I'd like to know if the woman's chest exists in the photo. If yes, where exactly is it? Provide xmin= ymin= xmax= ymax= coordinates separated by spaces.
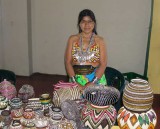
xmin=72 ymin=42 xmax=100 ymax=64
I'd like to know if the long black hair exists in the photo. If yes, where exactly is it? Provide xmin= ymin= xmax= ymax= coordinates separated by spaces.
xmin=77 ymin=9 xmax=97 ymax=34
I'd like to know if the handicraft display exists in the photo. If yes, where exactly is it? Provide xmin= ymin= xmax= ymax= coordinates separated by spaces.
xmin=25 ymin=98 xmax=42 ymax=111
xmin=18 ymin=84 xmax=35 ymax=103
xmin=9 ymin=120 xmax=23 ymax=129
xmin=123 ymin=79 xmax=153 ymax=112
xmin=81 ymin=85 xmax=120 ymax=129
xmin=61 ymin=99 xmax=85 ymax=129
xmin=23 ymin=122 xmax=36 ymax=129
xmin=117 ymin=79 xmax=157 ymax=129
xmin=0 ymin=79 xmax=17 ymax=100
xmin=83 ymin=85 xmax=120 ymax=106
xmin=9 ymin=98 xmax=23 ymax=109
xmin=10 ymin=108 xmax=23 ymax=120
xmin=33 ymin=116 xmax=49 ymax=128
xmin=0 ymin=110 xmax=12 ymax=128
xmin=117 ymin=107 xmax=157 ymax=129
xmin=49 ymin=107 xmax=63 ymax=119
xmin=0 ymin=95 xmax=8 ymax=110
xmin=40 ymin=93 xmax=51 ymax=105
xmin=10 ymin=98 xmax=24 ymax=120
xmin=53 ymin=81 xmax=81 ymax=107
xmin=58 ymin=119 xmax=77 ymax=129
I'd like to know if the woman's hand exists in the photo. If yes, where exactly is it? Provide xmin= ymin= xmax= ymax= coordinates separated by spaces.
xmin=77 ymin=82 xmax=94 ymax=93
xmin=77 ymin=83 xmax=85 ymax=92
xmin=85 ymin=82 xmax=94 ymax=87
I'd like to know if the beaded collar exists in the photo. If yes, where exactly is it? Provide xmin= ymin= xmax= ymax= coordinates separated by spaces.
xmin=73 ymin=33 xmax=96 ymax=65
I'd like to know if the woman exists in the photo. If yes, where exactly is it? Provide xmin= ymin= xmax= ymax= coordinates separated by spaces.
xmin=65 ymin=9 xmax=107 ymax=91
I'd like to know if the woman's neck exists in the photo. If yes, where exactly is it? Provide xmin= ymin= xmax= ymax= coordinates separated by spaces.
xmin=81 ymin=32 xmax=93 ymax=39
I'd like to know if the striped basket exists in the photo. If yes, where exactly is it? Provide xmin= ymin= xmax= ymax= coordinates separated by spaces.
xmin=83 ymin=85 xmax=120 ymax=106
xmin=123 ymin=79 xmax=153 ymax=112
xmin=53 ymin=81 xmax=81 ymax=107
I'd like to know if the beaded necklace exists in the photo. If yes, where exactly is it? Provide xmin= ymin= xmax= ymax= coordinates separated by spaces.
xmin=76 ymin=33 xmax=95 ymax=65
xmin=80 ymin=33 xmax=94 ymax=54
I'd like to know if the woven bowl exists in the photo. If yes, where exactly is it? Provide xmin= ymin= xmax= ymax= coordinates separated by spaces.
xmin=123 ymin=79 xmax=153 ymax=112
xmin=83 ymin=85 xmax=120 ymax=106
xmin=9 ymin=97 xmax=23 ymax=109
xmin=40 ymin=93 xmax=51 ymax=105
xmin=0 ymin=101 xmax=8 ymax=110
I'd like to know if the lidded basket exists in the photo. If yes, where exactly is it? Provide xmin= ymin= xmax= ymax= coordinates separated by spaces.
xmin=0 ymin=79 xmax=17 ymax=100
xmin=83 ymin=85 xmax=120 ymax=106
xmin=18 ymin=84 xmax=35 ymax=103
xmin=81 ymin=85 xmax=119 ymax=129
xmin=123 ymin=79 xmax=153 ymax=112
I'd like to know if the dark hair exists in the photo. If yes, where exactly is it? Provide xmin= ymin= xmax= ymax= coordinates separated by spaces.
xmin=78 ymin=9 xmax=97 ymax=34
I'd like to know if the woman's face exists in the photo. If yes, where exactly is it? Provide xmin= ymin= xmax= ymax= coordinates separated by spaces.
xmin=79 ymin=16 xmax=95 ymax=34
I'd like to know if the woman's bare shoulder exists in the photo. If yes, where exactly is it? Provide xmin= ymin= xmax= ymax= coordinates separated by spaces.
xmin=94 ymin=35 xmax=105 ymax=45
xmin=68 ymin=34 xmax=80 ymax=42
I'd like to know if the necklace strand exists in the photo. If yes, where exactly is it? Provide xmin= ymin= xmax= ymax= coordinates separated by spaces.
xmin=72 ymin=33 xmax=100 ymax=64
xmin=75 ymin=33 xmax=95 ymax=64
xmin=80 ymin=33 xmax=94 ymax=54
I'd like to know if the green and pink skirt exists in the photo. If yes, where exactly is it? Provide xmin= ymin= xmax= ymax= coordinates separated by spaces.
xmin=71 ymin=65 xmax=107 ymax=86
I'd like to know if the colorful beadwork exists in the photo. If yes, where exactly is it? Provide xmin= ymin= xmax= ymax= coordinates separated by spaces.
xmin=81 ymin=103 xmax=117 ymax=129
xmin=83 ymin=85 xmax=120 ymax=106
xmin=123 ymin=79 xmax=153 ymax=112
xmin=0 ymin=79 xmax=17 ymax=100
xmin=117 ymin=107 xmax=157 ymax=129
xmin=53 ymin=81 xmax=81 ymax=107
xmin=72 ymin=33 xmax=100 ymax=64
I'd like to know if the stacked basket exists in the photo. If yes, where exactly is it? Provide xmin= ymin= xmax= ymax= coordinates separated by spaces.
xmin=117 ymin=79 xmax=157 ymax=129
xmin=81 ymin=85 xmax=120 ymax=129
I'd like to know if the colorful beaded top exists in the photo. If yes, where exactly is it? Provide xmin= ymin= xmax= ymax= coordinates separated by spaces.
xmin=72 ymin=33 xmax=100 ymax=65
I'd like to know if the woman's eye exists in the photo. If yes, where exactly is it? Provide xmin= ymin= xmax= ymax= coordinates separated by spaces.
xmin=81 ymin=20 xmax=93 ymax=24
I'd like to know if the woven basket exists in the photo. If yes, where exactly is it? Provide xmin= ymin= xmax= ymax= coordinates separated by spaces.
xmin=53 ymin=81 xmax=81 ymax=107
xmin=123 ymin=78 xmax=153 ymax=112
xmin=83 ymin=85 xmax=120 ymax=106
xmin=0 ymin=79 xmax=17 ymax=100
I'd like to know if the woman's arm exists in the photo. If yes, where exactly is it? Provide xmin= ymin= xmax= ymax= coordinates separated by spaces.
xmin=85 ymin=37 xmax=107 ymax=86
xmin=95 ymin=37 xmax=107 ymax=79
xmin=65 ymin=35 xmax=84 ymax=91
xmin=65 ymin=36 xmax=75 ymax=77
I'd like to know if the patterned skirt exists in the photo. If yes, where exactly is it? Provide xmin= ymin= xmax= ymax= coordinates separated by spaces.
xmin=71 ymin=65 xmax=107 ymax=86
xmin=75 ymin=70 xmax=107 ymax=86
